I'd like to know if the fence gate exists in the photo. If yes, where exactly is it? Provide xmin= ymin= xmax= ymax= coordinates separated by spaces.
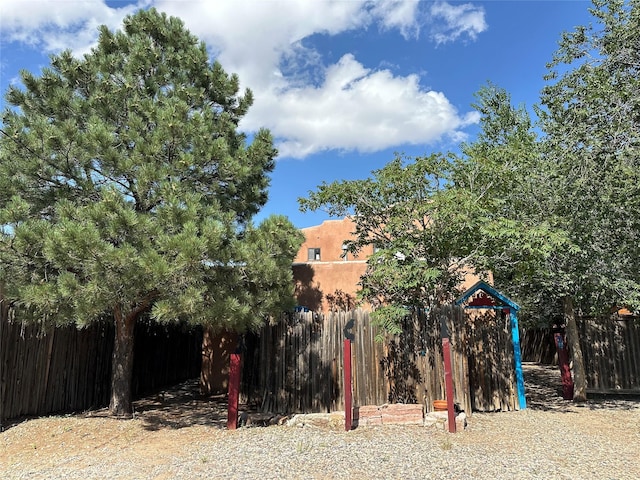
xmin=456 ymin=280 xmax=526 ymax=411
xmin=465 ymin=309 xmax=518 ymax=411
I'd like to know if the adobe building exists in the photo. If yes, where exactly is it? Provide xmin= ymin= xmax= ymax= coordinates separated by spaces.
xmin=293 ymin=217 xmax=489 ymax=312
xmin=293 ymin=217 xmax=369 ymax=312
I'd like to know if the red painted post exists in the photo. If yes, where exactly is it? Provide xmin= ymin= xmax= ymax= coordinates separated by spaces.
xmin=343 ymin=339 xmax=352 ymax=431
xmin=227 ymin=353 xmax=241 ymax=430
xmin=553 ymin=329 xmax=574 ymax=400
xmin=442 ymin=336 xmax=457 ymax=433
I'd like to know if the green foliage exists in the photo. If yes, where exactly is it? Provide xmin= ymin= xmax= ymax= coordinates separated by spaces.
xmin=448 ymin=84 xmax=576 ymax=326
xmin=371 ymin=304 xmax=409 ymax=341
xmin=299 ymin=0 xmax=640 ymax=337
xmin=537 ymin=0 xmax=640 ymax=315
xmin=0 ymin=8 xmax=302 ymax=330
xmin=452 ymin=1 xmax=640 ymax=323
xmin=300 ymin=153 xmax=484 ymax=333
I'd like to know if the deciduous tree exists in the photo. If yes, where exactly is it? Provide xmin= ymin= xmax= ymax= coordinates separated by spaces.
xmin=453 ymin=1 xmax=640 ymax=401
xmin=300 ymin=153 xmax=480 ymax=334
xmin=537 ymin=0 xmax=640 ymax=400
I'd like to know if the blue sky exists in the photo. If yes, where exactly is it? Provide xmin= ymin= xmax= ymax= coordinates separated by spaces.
xmin=0 ymin=1 xmax=594 ymax=228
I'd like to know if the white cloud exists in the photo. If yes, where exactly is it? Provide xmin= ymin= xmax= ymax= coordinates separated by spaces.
xmin=154 ymin=0 xmax=482 ymax=158
xmin=153 ymin=0 xmax=372 ymax=94
xmin=0 ymin=0 xmax=146 ymax=55
xmin=249 ymin=54 xmax=479 ymax=158
xmin=429 ymin=1 xmax=487 ymax=45
xmin=0 ymin=0 xmax=486 ymax=159
xmin=372 ymin=0 xmax=421 ymax=39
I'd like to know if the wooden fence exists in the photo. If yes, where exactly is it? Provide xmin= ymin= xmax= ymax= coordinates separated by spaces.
xmin=464 ymin=309 xmax=518 ymax=411
xmin=513 ymin=317 xmax=640 ymax=394
xmin=241 ymin=306 xmax=521 ymax=415
xmin=0 ymin=307 xmax=202 ymax=424
xmin=520 ymin=328 xmax=557 ymax=364
xmin=579 ymin=316 xmax=640 ymax=392
xmin=4 ymin=301 xmax=636 ymax=426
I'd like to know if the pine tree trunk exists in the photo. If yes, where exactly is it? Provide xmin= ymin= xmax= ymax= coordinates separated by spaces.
xmin=200 ymin=327 xmax=215 ymax=396
xmin=109 ymin=306 xmax=137 ymax=417
xmin=0 ymin=282 xmax=5 ymax=427
xmin=563 ymin=296 xmax=587 ymax=402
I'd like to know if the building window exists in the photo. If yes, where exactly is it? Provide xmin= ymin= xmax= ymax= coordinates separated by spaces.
xmin=308 ymin=248 xmax=321 ymax=261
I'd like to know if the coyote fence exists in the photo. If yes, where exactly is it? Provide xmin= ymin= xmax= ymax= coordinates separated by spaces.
xmin=520 ymin=328 xmax=557 ymax=364
xmin=241 ymin=306 xmax=521 ymax=416
xmin=0 ymin=303 xmax=202 ymax=425
xmin=578 ymin=316 xmax=640 ymax=393
xmin=516 ymin=317 xmax=640 ymax=394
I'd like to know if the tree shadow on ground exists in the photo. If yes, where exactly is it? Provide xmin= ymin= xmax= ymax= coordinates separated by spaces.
xmin=524 ymin=362 xmax=571 ymax=412
xmin=1 ymin=379 xmax=242 ymax=433
xmin=524 ymin=362 xmax=640 ymax=412
xmin=133 ymin=379 xmax=236 ymax=431
xmin=6 ymin=362 xmax=638 ymax=433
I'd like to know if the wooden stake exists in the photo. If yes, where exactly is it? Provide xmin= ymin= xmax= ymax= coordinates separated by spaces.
xmin=343 ymin=339 xmax=352 ymax=431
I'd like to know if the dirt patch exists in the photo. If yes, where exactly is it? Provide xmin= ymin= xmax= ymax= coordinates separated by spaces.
xmin=1 ymin=380 xmax=237 ymax=477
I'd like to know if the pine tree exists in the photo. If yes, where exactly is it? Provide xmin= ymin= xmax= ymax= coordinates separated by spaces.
xmin=0 ymin=9 xmax=302 ymax=416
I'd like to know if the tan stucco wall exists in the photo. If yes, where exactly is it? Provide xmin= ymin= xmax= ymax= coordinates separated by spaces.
xmin=292 ymin=217 xmax=491 ymax=312
xmin=293 ymin=217 xmax=373 ymax=263
xmin=293 ymin=217 xmax=369 ymax=311
xmin=293 ymin=261 xmax=367 ymax=311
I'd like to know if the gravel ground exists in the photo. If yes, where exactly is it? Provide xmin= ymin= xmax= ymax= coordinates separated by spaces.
xmin=2 ymin=363 xmax=639 ymax=480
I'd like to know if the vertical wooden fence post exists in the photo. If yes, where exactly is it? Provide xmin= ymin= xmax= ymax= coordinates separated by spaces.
xmin=227 ymin=353 xmax=241 ymax=430
xmin=343 ymin=338 xmax=352 ymax=431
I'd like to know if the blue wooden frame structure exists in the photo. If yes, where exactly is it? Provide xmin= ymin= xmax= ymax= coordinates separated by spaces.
xmin=455 ymin=281 xmax=527 ymax=410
